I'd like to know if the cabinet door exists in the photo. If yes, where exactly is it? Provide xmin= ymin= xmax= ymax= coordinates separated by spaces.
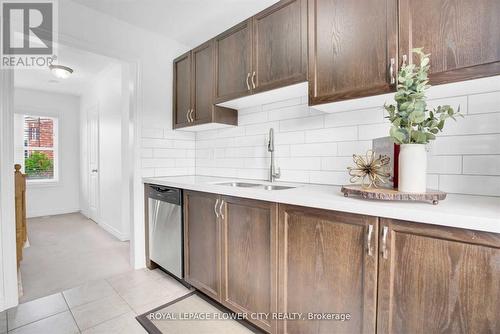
xmin=192 ymin=40 xmax=215 ymax=123
xmin=278 ymin=205 xmax=378 ymax=334
xmin=220 ymin=196 xmax=278 ymax=333
xmin=308 ymin=0 xmax=397 ymax=105
xmin=173 ymin=51 xmax=191 ymax=128
xmin=215 ymin=20 xmax=253 ymax=102
xmin=252 ymin=0 xmax=307 ymax=93
xmin=377 ymin=219 xmax=500 ymax=333
xmin=399 ymin=0 xmax=500 ymax=85
xmin=184 ymin=191 xmax=221 ymax=301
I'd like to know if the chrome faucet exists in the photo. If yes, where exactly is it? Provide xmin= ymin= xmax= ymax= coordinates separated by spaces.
xmin=268 ymin=128 xmax=281 ymax=182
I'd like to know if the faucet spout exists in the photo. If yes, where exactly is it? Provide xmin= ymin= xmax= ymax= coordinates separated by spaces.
xmin=268 ymin=128 xmax=280 ymax=182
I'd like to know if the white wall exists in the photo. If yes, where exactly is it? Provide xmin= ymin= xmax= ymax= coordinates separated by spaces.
xmin=14 ymin=88 xmax=81 ymax=217
xmin=192 ymin=76 xmax=500 ymax=197
xmin=57 ymin=0 xmax=192 ymax=268
xmin=80 ymin=63 xmax=130 ymax=241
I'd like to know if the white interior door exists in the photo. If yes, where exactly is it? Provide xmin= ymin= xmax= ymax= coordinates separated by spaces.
xmin=87 ymin=105 xmax=100 ymax=222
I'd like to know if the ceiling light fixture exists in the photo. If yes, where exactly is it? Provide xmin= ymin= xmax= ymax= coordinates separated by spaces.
xmin=49 ymin=64 xmax=74 ymax=79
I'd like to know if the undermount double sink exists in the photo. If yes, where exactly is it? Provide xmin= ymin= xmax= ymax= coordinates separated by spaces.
xmin=216 ymin=182 xmax=296 ymax=191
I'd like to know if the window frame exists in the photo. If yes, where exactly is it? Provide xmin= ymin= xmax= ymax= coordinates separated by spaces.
xmin=22 ymin=114 xmax=59 ymax=184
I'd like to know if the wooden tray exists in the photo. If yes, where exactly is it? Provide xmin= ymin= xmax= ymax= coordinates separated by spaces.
xmin=341 ymin=185 xmax=447 ymax=205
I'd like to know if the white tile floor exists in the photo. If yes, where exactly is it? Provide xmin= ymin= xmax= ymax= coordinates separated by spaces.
xmin=0 ymin=268 xmax=192 ymax=333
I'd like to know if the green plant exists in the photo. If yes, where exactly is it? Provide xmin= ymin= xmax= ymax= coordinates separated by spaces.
xmin=25 ymin=151 xmax=53 ymax=177
xmin=385 ymin=48 xmax=462 ymax=144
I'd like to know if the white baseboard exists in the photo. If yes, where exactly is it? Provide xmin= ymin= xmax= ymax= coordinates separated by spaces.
xmin=27 ymin=207 xmax=81 ymax=218
xmin=98 ymin=220 xmax=130 ymax=242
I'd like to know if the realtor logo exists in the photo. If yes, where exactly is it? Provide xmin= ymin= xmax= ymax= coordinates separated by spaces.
xmin=1 ymin=0 xmax=57 ymax=68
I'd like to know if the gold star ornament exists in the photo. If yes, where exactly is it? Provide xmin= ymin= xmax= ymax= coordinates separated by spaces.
xmin=347 ymin=150 xmax=391 ymax=188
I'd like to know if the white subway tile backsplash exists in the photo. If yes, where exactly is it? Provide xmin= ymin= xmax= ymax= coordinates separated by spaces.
xmin=238 ymin=105 xmax=263 ymax=116
xmin=441 ymin=113 xmax=500 ymax=136
xmin=141 ymin=138 xmax=174 ymax=148
xmin=290 ymin=143 xmax=338 ymax=157
xmin=173 ymin=140 xmax=196 ymax=149
xmin=427 ymin=96 xmax=468 ymax=114
xmin=278 ymin=169 xmax=310 ymax=183
xmin=427 ymin=156 xmax=462 ymax=174
xmin=358 ymin=123 xmax=391 ymax=140
xmin=305 ymin=126 xmax=358 ymax=143
xmin=164 ymin=129 xmax=195 ymax=140
xmin=439 ymin=175 xmax=500 ymax=196
xmin=245 ymin=121 xmax=280 ymax=135
xmin=321 ymin=157 xmax=354 ymax=171
xmin=337 ymin=141 xmax=372 ymax=156
xmin=238 ymin=111 xmax=269 ymax=125
xmin=469 ymin=91 xmax=500 ymax=114
xmin=153 ymin=148 xmax=187 ymax=158
xmin=432 ymin=134 xmax=500 ymax=155
xmin=277 ymin=157 xmax=321 ymax=170
xmin=324 ymin=108 xmax=384 ymax=128
xmin=142 ymin=158 xmax=175 ymax=168
xmin=463 ymin=156 xmax=500 ymax=175
xmin=217 ymin=126 xmax=246 ymax=138
xmin=141 ymin=148 xmax=153 ymax=158
xmin=155 ymin=167 xmax=195 ymax=177
xmin=142 ymin=128 xmax=163 ymax=139
xmin=280 ymin=115 xmax=324 ymax=132
xmin=268 ymin=104 xmax=310 ymax=121
xmin=274 ymin=132 xmax=305 ymax=145
xmin=135 ymin=76 xmax=500 ymax=196
xmin=427 ymin=174 xmax=439 ymax=189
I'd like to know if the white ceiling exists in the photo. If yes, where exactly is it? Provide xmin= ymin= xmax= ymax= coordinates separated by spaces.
xmin=14 ymin=44 xmax=118 ymax=95
xmin=69 ymin=0 xmax=279 ymax=47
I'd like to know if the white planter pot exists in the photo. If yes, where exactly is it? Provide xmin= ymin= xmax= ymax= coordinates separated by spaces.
xmin=398 ymin=144 xmax=427 ymax=193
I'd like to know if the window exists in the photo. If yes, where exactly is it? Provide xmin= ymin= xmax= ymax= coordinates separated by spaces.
xmin=23 ymin=115 xmax=58 ymax=182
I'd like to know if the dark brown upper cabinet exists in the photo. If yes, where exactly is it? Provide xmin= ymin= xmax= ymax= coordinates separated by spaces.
xmin=173 ymin=51 xmax=191 ymax=127
xmin=252 ymin=0 xmax=308 ymax=93
xmin=214 ymin=20 xmax=253 ymax=103
xmin=214 ymin=0 xmax=308 ymax=104
xmin=377 ymin=218 xmax=500 ymax=333
xmin=399 ymin=0 xmax=500 ymax=85
xmin=173 ymin=40 xmax=237 ymax=130
xmin=308 ymin=0 xmax=398 ymax=105
xmin=191 ymin=41 xmax=215 ymax=123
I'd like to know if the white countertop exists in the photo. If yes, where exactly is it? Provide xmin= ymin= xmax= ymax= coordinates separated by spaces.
xmin=143 ymin=175 xmax=500 ymax=234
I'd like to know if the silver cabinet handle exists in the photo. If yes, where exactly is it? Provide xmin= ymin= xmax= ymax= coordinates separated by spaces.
xmin=218 ymin=200 xmax=224 ymax=220
xmin=246 ymin=72 xmax=251 ymax=91
xmin=382 ymin=226 xmax=389 ymax=259
xmin=251 ymin=71 xmax=256 ymax=89
xmin=401 ymin=54 xmax=407 ymax=68
xmin=186 ymin=109 xmax=190 ymax=123
xmin=389 ymin=58 xmax=395 ymax=85
xmin=367 ymin=224 xmax=374 ymax=256
xmin=214 ymin=198 xmax=219 ymax=218
xmin=189 ymin=109 xmax=194 ymax=122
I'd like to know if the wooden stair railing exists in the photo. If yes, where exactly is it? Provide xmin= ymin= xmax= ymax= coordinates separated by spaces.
xmin=14 ymin=164 xmax=27 ymax=267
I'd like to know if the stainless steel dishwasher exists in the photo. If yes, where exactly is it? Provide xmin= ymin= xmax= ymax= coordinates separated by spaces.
xmin=146 ymin=184 xmax=183 ymax=280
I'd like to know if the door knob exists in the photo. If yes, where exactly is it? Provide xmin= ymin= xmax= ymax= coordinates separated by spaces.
xmin=92 ymin=169 xmax=98 ymax=173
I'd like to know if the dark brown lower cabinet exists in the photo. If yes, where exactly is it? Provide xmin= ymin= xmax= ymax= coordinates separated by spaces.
xmin=183 ymin=191 xmax=221 ymax=301
xmin=278 ymin=204 xmax=378 ymax=334
xmin=183 ymin=193 xmax=500 ymax=334
xmin=221 ymin=196 xmax=278 ymax=333
xmin=377 ymin=218 xmax=500 ymax=334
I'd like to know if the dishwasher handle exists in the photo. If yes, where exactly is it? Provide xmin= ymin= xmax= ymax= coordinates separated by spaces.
xmin=146 ymin=184 xmax=182 ymax=205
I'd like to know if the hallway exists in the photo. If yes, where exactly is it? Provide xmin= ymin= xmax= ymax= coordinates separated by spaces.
xmin=20 ymin=213 xmax=131 ymax=303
